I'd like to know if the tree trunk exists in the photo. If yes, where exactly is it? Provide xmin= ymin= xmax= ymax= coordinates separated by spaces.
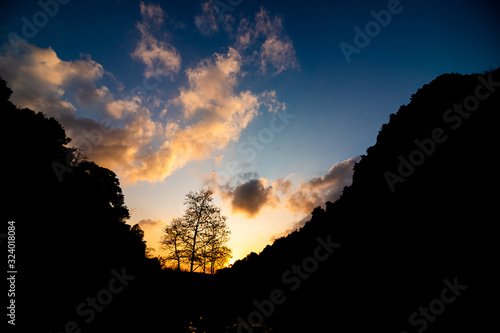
xmin=189 ymin=222 xmax=198 ymax=272
xmin=189 ymin=197 xmax=207 ymax=272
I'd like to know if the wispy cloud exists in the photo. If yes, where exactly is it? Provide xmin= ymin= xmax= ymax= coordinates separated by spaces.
xmin=132 ymin=1 xmax=181 ymax=79
xmin=194 ymin=0 xmax=220 ymax=36
xmin=195 ymin=4 xmax=299 ymax=76
xmin=194 ymin=0 xmax=239 ymax=36
xmin=0 ymin=42 xmax=104 ymax=120
xmin=137 ymin=218 xmax=164 ymax=229
xmin=207 ymin=157 xmax=360 ymax=219
xmin=259 ymin=35 xmax=298 ymax=75
xmin=0 ymin=3 xmax=291 ymax=186
xmin=235 ymin=7 xmax=299 ymax=75
xmin=285 ymin=157 xmax=361 ymax=213
xmin=124 ymin=47 xmax=265 ymax=183
xmin=0 ymin=40 xmax=280 ymax=184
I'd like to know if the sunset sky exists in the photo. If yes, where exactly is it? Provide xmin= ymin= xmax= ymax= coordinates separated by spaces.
xmin=1 ymin=0 xmax=499 ymax=263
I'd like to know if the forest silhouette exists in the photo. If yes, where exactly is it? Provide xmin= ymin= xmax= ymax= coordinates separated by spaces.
xmin=3 ymin=68 xmax=499 ymax=332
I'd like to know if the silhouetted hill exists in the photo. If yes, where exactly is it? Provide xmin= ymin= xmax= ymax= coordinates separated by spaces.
xmin=216 ymin=68 xmax=500 ymax=332
xmin=1 ymin=77 xmax=213 ymax=333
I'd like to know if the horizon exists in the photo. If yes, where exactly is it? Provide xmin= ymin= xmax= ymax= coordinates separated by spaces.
xmin=1 ymin=0 xmax=499 ymax=264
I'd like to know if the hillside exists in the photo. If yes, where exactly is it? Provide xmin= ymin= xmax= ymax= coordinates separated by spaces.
xmin=215 ymin=68 xmax=500 ymax=332
xmin=2 ymin=78 xmax=209 ymax=333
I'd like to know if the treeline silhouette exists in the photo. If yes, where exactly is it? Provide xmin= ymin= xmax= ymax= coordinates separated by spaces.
xmin=3 ymin=67 xmax=499 ymax=332
xmin=210 ymin=68 xmax=500 ymax=332
xmin=2 ymin=78 xmax=212 ymax=332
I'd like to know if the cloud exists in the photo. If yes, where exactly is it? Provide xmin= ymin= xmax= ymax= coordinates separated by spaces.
xmin=123 ymin=47 xmax=266 ymax=183
xmin=0 ymin=42 xmax=104 ymax=120
xmin=259 ymin=35 xmax=298 ymax=75
xmin=265 ymin=157 xmax=361 ymax=241
xmin=138 ymin=2 xmax=164 ymax=25
xmin=0 ymin=42 xmax=152 ymax=179
xmin=286 ymin=157 xmax=361 ymax=214
xmin=1 ymin=3 xmax=289 ymax=186
xmin=207 ymin=157 xmax=359 ymax=219
xmin=0 ymin=38 xmax=281 ymax=185
xmin=132 ymin=2 xmax=181 ymax=79
xmin=137 ymin=218 xmax=164 ymax=229
xmin=205 ymin=172 xmax=281 ymax=217
xmin=195 ymin=0 xmax=237 ymax=36
xmin=270 ymin=214 xmax=310 ymax=242
xmin=230 ymin=178 xmax=279 ymax=217
xmin=234 ymin=7 xmax=299 ymax=75
xmin=272 ymin=177 xmax=292 ymax=195
xmin=194 ymin=0 xmax=220 ymax=36
xmin=194 ymin=5 xmax=299 ymax=75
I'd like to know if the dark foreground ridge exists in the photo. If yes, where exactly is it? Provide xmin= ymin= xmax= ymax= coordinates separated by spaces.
xmin=3 ymin=68 xmax=499 ymax=332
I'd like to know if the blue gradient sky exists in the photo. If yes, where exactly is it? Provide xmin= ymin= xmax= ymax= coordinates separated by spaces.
xmin=1 ymin=0 xmax=499 ymax=262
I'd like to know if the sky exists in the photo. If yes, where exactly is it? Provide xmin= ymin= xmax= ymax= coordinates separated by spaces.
xmin=1 ymin=0 xmax=499 ymax=264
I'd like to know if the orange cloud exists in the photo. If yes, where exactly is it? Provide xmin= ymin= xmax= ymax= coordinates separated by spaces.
xmin=0 ymin=41 xmax=280 ymax=184
xmin=194 ymin=0 xmax=220 ymax=36
xmin=0 ymin=41 xmax=104 ymax=119
xmin=206 ymin=157 xmax=360 ymax=219
xmin=286 ymin=157 xmax=361 ymax=214
xmin=0 ymin=7 xmax=287 ymax=186
xmin=235 ymin=7 xmax=299 ymax=75
xmin=137 ymin=218 xmax=164 ymax=229
xmin=132 ymin=2 xmax=181 ymax=79
xmin=122 ymin=48 xmax=263 ymax=183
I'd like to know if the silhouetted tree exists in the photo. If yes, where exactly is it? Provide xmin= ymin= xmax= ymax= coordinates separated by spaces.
xmin=161 ymin=217 xmax=188 ymax=270
xmin=161 ymin=189 xmax=231 ymax=273
xmin=199 ymin=213 xmax=232 ymax=274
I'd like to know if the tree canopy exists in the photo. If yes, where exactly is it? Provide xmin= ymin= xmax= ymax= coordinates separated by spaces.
xmin=161 ymin=189 xmax=232 ymax=273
